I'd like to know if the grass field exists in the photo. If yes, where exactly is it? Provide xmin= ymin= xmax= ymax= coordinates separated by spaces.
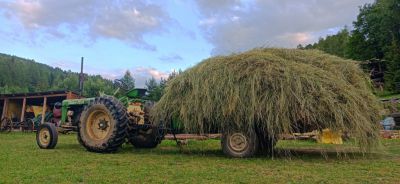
xmin=378 ymin=93 xmax=400 ymax=100
xmin=0 ymin=133 xmax=399 ymax=183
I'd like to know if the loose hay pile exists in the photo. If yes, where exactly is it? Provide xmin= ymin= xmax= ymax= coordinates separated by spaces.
xmin=153 ymin=48 xmax=382 ymax=150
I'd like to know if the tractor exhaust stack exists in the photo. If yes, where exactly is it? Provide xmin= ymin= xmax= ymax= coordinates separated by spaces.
xmin=79 ymin=57 xmax=84 ymax=97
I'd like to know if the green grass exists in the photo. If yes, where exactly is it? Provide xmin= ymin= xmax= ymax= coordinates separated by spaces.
xmin=0 ymin=133 xmax=399 ymax=183
xmin=377 ymin=93 xmax=400 ymax=100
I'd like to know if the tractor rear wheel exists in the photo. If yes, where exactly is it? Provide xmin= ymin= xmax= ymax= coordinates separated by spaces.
xmin=36 ymin=123 xmax=58 ymax=149
xmin=127 ymin=125 xmax=160 ymax=148
xmin=221 ymin=129 xmax=258 ymax=158
xmin=78 ymin=96 xmax=128 ymax=153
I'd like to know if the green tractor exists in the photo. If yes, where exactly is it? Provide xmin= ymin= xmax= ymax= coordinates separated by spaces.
xmin=36 ymin=86 xmax=165 ymax=152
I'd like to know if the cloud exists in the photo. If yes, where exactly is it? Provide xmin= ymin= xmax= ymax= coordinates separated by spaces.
xmin=195 ymin=0 xmax=243 ymax=16
xmin=195 ymin=0 xmax=374 ymax=55
xmin=158 ymin=53 xmax=183 ymax=62
xmin=133 ymin=67 xmax=169 ymax=80
xmin=48 ymin=59 xmax=120 ymax=80
xmin=50 ymin=60 xmax=80 ymax=69
xmin=199 ymin=17 xmax=217 ymax=27
xmin=0 ymin=0 xmax=170 ymax=50
xmin=48 ymin=59 xmax=171 ymax=88
xmin=76 ymin=66 xmax=170 ymax=88
xmin=129 ymin=67 xmax=171 ymax=87
xmin=90 ymin=67 xmax=170 ymax=88
xmin=277 ymin=32 xmax=314 ymax=46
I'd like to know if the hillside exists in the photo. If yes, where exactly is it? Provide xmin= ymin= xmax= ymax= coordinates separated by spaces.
xmin=0 ymin=53 xmax=115 ymax=97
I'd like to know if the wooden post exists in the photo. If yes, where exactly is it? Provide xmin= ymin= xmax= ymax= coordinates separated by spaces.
xmin=41 ymin=97 xmax=47 ymax=124
xmin=66 ymin=92 xmax=72 ymax=100
xmin=20 ymin=98 xmax=26 ymax=131
xmin=1 ymin=98 xmax=8 ymax=119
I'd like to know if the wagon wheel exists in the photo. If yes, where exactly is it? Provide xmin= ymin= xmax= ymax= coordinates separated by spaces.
xmin=221 ymin=129 xmax=259 ymax=158
xmin=6 ymin=120 xmax=12 ymax=132
xmin=0 ymin=117 xmax=12 ymax=133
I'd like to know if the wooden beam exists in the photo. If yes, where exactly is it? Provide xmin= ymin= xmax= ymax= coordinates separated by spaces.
xmin=20 ymin=98 xmax=26 ymax=131
xmin=41 ymin=97 xmax=47 ymax=124
xmin=67 ymin=92 xmax=81 ymax=99
xmin=1 ymin=98 xmax=7 ymax=119
xmin=4 ymin=94 xmax=68 ymax=100
xmin=66 ymin=91 xmax=72 ymax=99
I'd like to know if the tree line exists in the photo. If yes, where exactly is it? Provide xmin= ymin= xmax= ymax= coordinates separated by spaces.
xmin=0 ymin=53 xmax=115 ymax=97
xmin=298 ymin=0 xmax=400 ymax=93
xmin=0 ymin=53 xmax=177 ymax=100
xmin=114 ymin=70 xmax=180 ymax=101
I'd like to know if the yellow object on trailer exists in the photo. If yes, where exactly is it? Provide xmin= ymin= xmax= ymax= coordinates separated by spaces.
xmin=317 ymin=129 xmax=343 ymax=144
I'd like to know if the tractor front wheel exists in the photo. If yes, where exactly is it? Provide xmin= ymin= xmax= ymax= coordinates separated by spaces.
xmin=78 ymin=96 xmax=128 ymax=153
xmin=36 ymin=123 xmax=58 ymax=149
xmin=221 ymin=129 xmax=258 ymax=158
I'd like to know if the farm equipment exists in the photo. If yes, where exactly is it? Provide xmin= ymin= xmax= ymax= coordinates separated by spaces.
xmin=0 ymin=116 xmax=34 ymax=133
xmin=0 ymin=117 xmax=12 ymax=132
xmin=36 ymin=86 xmax=166 ymax=152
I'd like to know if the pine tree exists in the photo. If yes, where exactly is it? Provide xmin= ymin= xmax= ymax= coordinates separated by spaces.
xmin=121 ymin=70 xmax=135 ymax=90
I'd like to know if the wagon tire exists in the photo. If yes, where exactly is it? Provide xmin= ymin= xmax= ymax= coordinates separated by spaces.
xmin=221 ymin=129 xmax=258 ymax=158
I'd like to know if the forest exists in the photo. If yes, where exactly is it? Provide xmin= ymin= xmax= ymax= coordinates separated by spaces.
xmin=298 ymin=0 xmax=400 ymax=94
xmin=0 ymin=53 xmax=116 ymax=97
xmin=0 ymin=53 xmax=173 ymax=101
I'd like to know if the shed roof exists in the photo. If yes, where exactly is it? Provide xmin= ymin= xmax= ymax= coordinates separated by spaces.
xmin=0 ymin=90 xmax=80 ymax=98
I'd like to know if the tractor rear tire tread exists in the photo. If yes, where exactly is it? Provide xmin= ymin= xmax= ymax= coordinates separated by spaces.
xmin=78 ymin=96 xmax=128 ymax=153
xmin=127 ymin=125 xmax=160 ymax=148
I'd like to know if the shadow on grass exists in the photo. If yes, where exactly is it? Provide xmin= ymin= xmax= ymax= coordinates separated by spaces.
xmin=52 ymin=138 xmax=385 ymax=161
xmin=271 ymin=148 xmax=383 ymax=160
xmin=125 ymin=144 xmax=227 ymax=158
xmin=56 ymin=143 xmax=85 ymax=150
xmin=123 ymin=144 xmax=383 ymax=161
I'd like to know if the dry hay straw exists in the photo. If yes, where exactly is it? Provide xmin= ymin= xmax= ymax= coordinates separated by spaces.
xmin=152 ymin=48 xmax=382 ymax=151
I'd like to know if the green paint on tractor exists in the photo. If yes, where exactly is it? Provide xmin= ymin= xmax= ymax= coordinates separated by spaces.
xmin=61 ymin=98 xmax=95 ymax=124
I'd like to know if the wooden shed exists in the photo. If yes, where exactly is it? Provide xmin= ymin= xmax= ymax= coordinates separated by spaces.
xmin=0 ymin=90 xmax=80 ymax=126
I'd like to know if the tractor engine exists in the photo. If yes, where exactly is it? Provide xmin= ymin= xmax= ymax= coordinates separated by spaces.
xmin=127 ymin=102 xmax=145 ymax=124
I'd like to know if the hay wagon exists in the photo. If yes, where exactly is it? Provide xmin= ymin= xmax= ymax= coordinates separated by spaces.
xmin=37 ymin=49 xmax=381 ymax=158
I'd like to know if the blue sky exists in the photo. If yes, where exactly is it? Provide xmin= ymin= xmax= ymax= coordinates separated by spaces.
xmin=0 ymin=0 xmax=373 ymax=87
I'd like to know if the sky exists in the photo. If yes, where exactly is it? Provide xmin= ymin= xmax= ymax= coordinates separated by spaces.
xmin=0 ymin=0 xmax=374 ymax=87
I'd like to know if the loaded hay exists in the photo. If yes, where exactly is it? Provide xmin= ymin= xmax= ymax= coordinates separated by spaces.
xmin=152 ymin=48 xmax=382 ymax=152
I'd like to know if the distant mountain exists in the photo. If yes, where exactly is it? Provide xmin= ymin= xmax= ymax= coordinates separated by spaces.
xmin=0 ymin=53 xmax=115 ymax=97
